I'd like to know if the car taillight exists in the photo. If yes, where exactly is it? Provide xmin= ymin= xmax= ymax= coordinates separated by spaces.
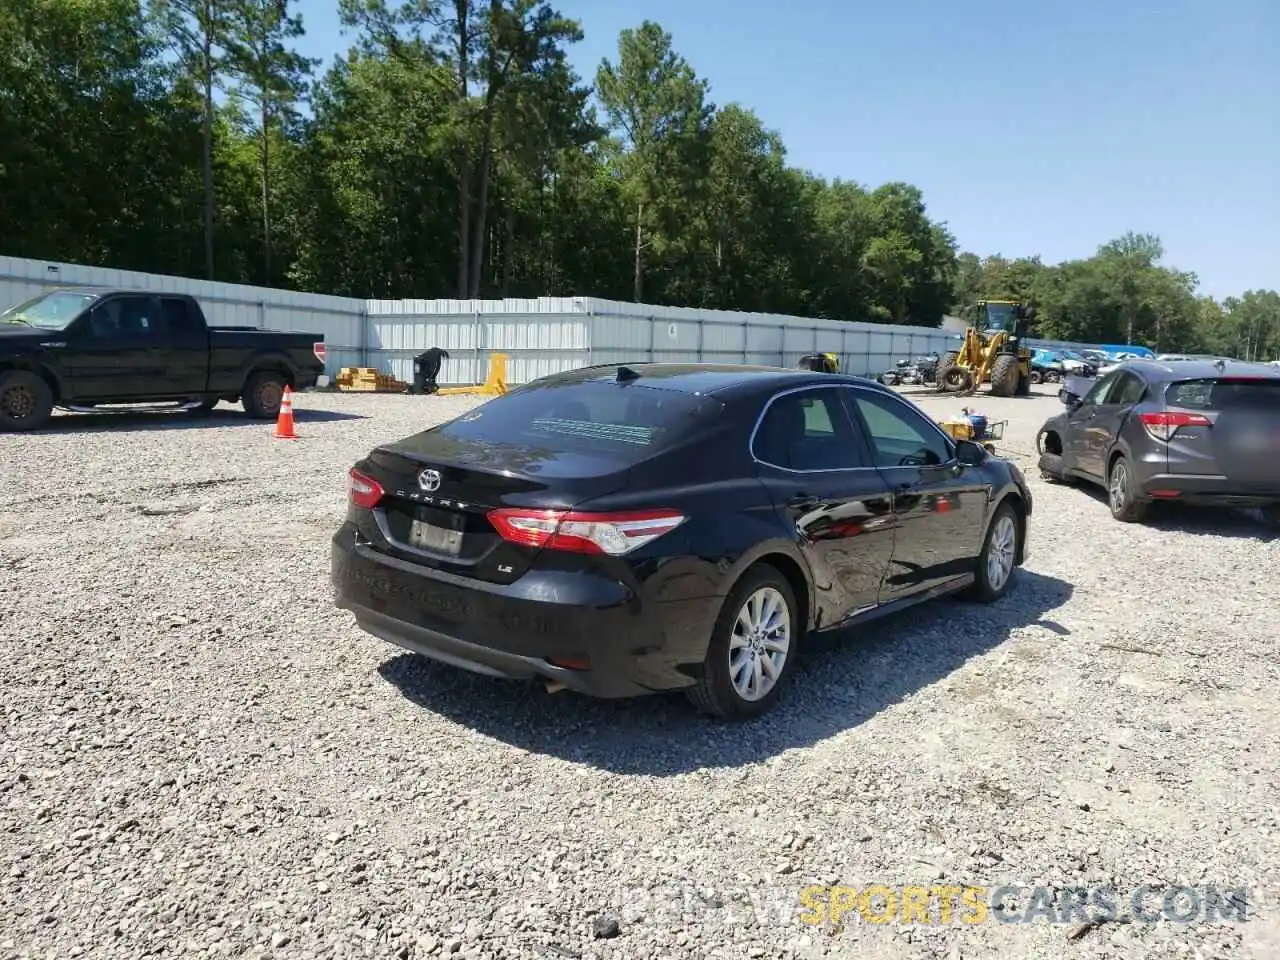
xmin=488 ymin=508 xmax=686 ymax=556
xmin=349 ymin=468 xmax=384 ymax=509
xmin=314 ymin=342 xmax=326 ymax=363
xmin=1139 ymin=411 xmax=1212 ymax=441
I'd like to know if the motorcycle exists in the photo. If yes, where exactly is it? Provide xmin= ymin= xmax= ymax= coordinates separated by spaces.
xmin=878 ymin=353 xmax=939 ymax=387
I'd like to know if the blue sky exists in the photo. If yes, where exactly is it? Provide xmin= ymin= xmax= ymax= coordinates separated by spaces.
xmin=292 ymin=0 xmax=1278 ymax=300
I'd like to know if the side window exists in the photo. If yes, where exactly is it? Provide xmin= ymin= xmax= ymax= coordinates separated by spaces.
xmin=161 ymin=297 xmax=202 ymax=336
xmin=112 ymin=295 xmax=162 ymax=338
xmin=845 ymin=390 xmax=951 ymax=468
xmin=86 ymin=300 xmax=123 ymax=338
xmin=1108 ymin=372 xmax=1146 ymax=406
xmin=753 ymin=388 xmax=867 ymax=471
xmin=1081 ymin=371 xmax=1117 ymax=406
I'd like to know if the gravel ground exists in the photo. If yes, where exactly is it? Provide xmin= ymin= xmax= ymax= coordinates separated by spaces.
xmin=2 ymin=381 xmax=1278 ymax=960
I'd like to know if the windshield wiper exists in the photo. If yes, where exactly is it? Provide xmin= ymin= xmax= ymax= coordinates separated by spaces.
xmin=0 ymin=314 xmax=32 ymax=326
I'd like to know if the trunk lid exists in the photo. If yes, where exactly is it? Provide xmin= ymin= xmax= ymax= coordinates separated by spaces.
xmin=355 ymin=375 xmax=727 ymax=585
xmin=1164 ymin=378 xmax=1280 ymax=490
xmin=362 ymin=433 xmax=632 ymax=585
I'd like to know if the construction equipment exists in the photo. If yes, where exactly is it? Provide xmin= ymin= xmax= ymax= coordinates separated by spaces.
xmin=436 ymin=353 xmax=509 ymax=397
xmin=797 ymin=352 xmax=839 ymax=373
xmin=935 ymin=300 xmax=1036 ymax=397
xmin=937 ymin=407 xmax=1006 ymax=454
xmin=335 ymin=367 xmax=409 ymax=392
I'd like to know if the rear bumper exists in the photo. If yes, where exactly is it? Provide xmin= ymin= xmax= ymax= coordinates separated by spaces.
xmin=1138 ymin=473 xmax=1280 ymax=507
xmin=329 ymin=524 xmax=711 ymax=698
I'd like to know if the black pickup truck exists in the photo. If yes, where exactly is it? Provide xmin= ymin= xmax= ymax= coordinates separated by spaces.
xmin=0 ymin=287 xmax=326 ymax=431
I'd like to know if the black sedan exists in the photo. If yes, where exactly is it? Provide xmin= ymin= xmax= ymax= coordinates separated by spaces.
xmin=331 ymin=363 xmax=1034 ymax=719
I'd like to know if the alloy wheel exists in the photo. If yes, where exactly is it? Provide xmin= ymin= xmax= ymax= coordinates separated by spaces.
xmin=986 ymin=514 xmax=1017 ymax=592
xmin=1110 ymin=461 xmax=1129 ymax=514
xmin=728 ymin=586 xmax=791 ymax=702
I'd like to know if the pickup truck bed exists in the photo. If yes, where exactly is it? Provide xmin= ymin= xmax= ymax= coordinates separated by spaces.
xmin=0 ymin=287 xmax=326 ymax=431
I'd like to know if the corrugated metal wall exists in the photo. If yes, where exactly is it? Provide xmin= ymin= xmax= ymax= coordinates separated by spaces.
xmin=365 ymin=295 xmax=1108 ymax=384
xmin=0 ymin=255 xmax=366 ymax=375
xmin=2 ymin=255 xmax=1114 ymax=388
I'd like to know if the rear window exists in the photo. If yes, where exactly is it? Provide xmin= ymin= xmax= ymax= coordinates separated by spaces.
xmin=434 ymin=380 xmax=725 ymax=455
xmin=1166 ymin=378 xmax=1280 ymax=411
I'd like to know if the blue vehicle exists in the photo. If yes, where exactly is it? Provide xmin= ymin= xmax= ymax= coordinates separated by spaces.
xmin=1093 ymin=343 xmax=1155 ymax=360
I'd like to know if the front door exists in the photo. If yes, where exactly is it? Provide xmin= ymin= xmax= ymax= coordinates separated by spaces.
xmin=1064 ymin=370 xmax=1121 ymax=478
xmin=752 ymin=385 xmax=897 ymax=628
xmin=841 ymin=386 xmax=990 ymax=599
xmin=63 ymin=294 xmax=170 ymax=401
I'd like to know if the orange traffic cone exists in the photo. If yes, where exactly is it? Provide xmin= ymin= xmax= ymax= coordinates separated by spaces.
xmin=274 ymin=385 xmax=297 ymax=439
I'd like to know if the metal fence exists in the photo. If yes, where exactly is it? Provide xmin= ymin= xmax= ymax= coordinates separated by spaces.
xmin=2 ymin=255 xmax=1109 ymax=387
xmin=365 ymin=297 xmax=1105 ymax=386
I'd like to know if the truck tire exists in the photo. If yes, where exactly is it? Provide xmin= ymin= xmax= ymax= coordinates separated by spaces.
xmin=242 ymin=371 xmax=288 ymax=420
xmin=0 ymin=370 xmax=55 ymax=432
xmin=1015 ymin=366 xmax=1031 ymax=396
xmin=935 ymin=353 xmax=967 ymax=392
xmin=989 ymin=354 xmax=1020 ymax=397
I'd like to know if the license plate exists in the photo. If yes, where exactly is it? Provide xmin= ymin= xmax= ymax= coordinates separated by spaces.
xmin=408 ymin=519 xmax=464 ymax=555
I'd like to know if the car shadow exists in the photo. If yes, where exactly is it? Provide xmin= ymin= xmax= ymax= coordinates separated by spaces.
xmin=40 ymin=408 xmax=366 ymax=432
xmin=376 ymin=570 xmax=1073 ymax=776
xmin=1070 ymin=484 xmax=1277 ymax=541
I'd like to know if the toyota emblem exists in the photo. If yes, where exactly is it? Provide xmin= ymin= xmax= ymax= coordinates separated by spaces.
xmin=418 ymin=468 xmax=442 ymax=492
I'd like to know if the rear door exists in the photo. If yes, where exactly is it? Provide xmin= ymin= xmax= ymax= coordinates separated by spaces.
xmin=157 ymin=296 xmax=211 ymax=395
xmin=1081 ymin=369 xmax=1148 ymax=475
xmin=841 ymin=386 xmax=990 ymax=599
xmin=1163 ymin=377 xmax=1280 ymax=492
xmin=751 ymin=385 xmax=896 ymax=622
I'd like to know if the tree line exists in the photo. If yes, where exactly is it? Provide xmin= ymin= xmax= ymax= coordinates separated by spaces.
xmin=1 ymin=0 xmax=1275 ymax=358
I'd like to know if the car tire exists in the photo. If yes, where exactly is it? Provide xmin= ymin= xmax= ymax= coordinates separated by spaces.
xmin=686 ymin=565 xmax=799 ymax=721
xmin=1037 ymin=452 xmax=1074 ymax=484
xmin=961 ymin=500 xmax=1022 ymax=603
xmin=0 ymin=370 xmax=55 ymax=432
xmin=1107 ymin=455 xmax=1147 ymax=523
xmin=242 ymin=371 xmax=288 ymax=419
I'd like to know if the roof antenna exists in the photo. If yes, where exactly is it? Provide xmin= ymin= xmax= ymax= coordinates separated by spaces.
xmin=616 ymin=365 xmax=641 ymax=382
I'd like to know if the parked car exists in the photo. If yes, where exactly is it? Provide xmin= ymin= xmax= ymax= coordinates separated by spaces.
xmin=1036 ymin=358 xmax=1280 ymax=526
xmin=0 ymin=287 xmax=326 ymax=431
xmin=331 ymin=362 xmax=1034 ymax=720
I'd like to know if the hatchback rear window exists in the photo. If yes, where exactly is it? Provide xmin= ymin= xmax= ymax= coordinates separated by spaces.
xmin=1165 ymin=378 xmax=1280 ymax=411
xmin=434 ymin=380 xmax=725 ymax=456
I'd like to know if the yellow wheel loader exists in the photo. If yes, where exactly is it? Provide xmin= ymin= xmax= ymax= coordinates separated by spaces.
xmin=934 ymin=300 xmax=1036 ymax=397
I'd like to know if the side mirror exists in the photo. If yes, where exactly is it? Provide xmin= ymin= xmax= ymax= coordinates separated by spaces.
xmin=955 ymin=439 xmax=987 ymax=466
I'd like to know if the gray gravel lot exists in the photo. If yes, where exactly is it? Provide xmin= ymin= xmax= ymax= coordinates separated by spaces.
xmin=2 ymin=381 xmax=1279 ymax=960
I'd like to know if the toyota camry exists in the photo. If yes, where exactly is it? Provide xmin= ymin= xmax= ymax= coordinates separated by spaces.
xmin=331 ymin=362 xmax=1033 ymax=719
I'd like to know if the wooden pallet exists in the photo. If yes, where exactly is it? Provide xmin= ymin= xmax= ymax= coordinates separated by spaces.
xmin=335 ymin=367 xmax=408 ymax=392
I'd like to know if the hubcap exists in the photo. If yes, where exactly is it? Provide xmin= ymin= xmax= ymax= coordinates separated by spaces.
xmin=1 ymin=385 xmax=34 ymax=420
xmin=1110 ymin=462 xmax=1128 ymax=513
xmin=728 ymin=587 xmax=791 ymax=702
xmin=986 ymin=514 xmax=1017 ymax=592
xmin=259 ymin=382 xmax=283 ymax=410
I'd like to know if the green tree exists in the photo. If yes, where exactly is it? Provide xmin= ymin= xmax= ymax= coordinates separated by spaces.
xmin=222 ymin=0 xmax=316 ymax=285
xmin=595 ymin=21 xmax=713 ymax=302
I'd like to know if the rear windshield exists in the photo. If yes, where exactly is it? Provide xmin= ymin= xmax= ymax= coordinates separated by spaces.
xmin=434 ymin=380 xmax=725 ymax=456
xmin=1166 ymin=378 xmax=1280 ymax=411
